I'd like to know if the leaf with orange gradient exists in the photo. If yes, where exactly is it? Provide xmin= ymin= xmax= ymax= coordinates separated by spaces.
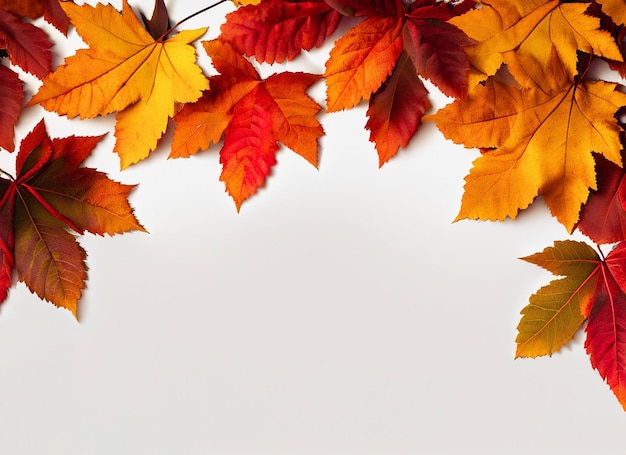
xmin=220 ymin=0 xmax=341 ymax=64
xmin=324 ymin=7 xmax=404 ymax=112
xmin=450 ymin=0 xmax=623 ymax=85
xmin=521 ymin=240 xmax=626 ymax=410
xmin=28 ymin=0 xmax=208 ymax=169
xmin=172 ymin=40 xmax=323 ymax=210
xmin=431 ymin=52 xmax=626 ymax=231
xmin=517 ymin=240 xmax=601 ymax=358
xmin=365 ymin=51 xmax=430 ymax=166
xmin=231 ymin=0 xmax=262 ymax=6
xmin=0 ymin=120 xmax=144 ymax=317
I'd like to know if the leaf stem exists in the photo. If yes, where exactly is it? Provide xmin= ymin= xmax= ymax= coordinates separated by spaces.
xmin=597 ymin=243 xmax=607 ymax=262
xmin=159 ymin=0 xmax=230 ymax=40
xmin=0 ymin=168 xmax=14 ymax=181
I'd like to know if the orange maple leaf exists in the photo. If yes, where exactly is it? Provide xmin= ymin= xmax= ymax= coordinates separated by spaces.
xmin=596 ymin=0 xmax=626 ymax=26
xmin=172 ymin=40 xmax=323 ymax=210
xmin=0 ymin=120 xmax=144 ymax=317
xmin=450 ymin=0 xmax=623 ymax=86
xmin=28 ymin=0 xmax=208 ymax=169
xmin=432 ymin=51 xmax=626 ymax=231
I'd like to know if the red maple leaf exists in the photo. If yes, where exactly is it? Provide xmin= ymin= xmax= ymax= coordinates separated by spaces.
xmin=172 ymin=39 xmax=323 ymax=210
xmin=220 ymin=0 xmax=342 ymax=64
xmin=0 ymin=120 xmax=145 ymax=316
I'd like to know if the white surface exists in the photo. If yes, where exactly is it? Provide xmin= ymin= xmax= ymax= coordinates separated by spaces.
xmin=1 ymin=1 xmax=625 ymax=454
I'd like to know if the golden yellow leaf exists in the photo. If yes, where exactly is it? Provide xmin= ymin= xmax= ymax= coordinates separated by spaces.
xmin=450 ymin=0 xmax=623 ymax=85
xmin=432 ymin=52 xmax=626 ymax=231
xmin=596 ymin=0 xmax=626 ymax=26
xmin=28 ymin=0 xmax=208 ymax=168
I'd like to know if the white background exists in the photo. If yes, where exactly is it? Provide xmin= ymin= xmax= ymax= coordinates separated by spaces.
xmin=1 ymin=1 xmax=625 ymax=453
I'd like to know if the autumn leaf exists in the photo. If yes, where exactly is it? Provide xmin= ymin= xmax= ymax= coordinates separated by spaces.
xmin=231 ymin=0 xmax=262 ymax=6
xmin=173 ymin=40 xmax=323 ymax=210
xmin=28 ymin=0 xmax=208 ymax=169
xmin=0 ymin=0 xmax=72 ymax=35
xmin=220 ymin=0 xmax=341 ymax=64
xmin=517 ymin=240 xmax=601 ymax=358
xmin=0 ymin=9 xmax=52 ymax=79
xmin=432 ymin=52 xmax=626 ymax=231
xmin=324 ymin=0 xmax=405 ymax=112
xmin=0 ymin=120 xmax=144 ymax=317
xmin=0 ymin=64 xmax=23 ymax=152
xmin=577 ymin=151 xmax=626 ymax=244
xmin=585 ymin=244 xmax=626 ymax=410
xmin=365 ymin=51 xmax=430 ymax=166
xmin=450 ymin=0 xmax=623 ymax=85
xmin=521 ymin=240 xmax=626 ymax=409
xmin=596 ymin=0 xmax=626 ymax=26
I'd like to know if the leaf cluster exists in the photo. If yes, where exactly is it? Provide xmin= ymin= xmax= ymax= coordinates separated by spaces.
xmin=2 ymin=0 xmax=626 ymax=413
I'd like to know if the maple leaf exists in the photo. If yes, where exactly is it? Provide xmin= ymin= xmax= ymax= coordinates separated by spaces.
xmin=431 ymin=52 xmax=626 ymax=231
xmin=28 ymin=0 xmax=208 ymax=169
xmin=0 ymin=64 xmax=23 ymax=152
xmin=172 ymin=39 xmax=323 ymax=210
xmin=0 ymin=9 xmax=52 ymax=79
xmin=231 ymin=0 xmax=262 ymax=6
xmin=517 ymin=240 xmax=600 ymax=358
xmin=577 ymin=151 xmax=626 ymax=244
xmin=521 ymin=240 xmax=626 ymax=409
xmin=450 ymin=0 xmax=623 ymax=85
xmin=0 ymin=0 xmax=72 ymax=35
xmin=323 ymin=0 xmax=472 ymax=162
xmin=220 ymin=0 xmax=342 ymax=64
xmin=0 ymin=120 xmax=144 ymax=317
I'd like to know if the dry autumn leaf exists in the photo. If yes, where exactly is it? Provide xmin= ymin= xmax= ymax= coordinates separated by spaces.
xmin=450 ymin=0 xmax=623 ymax=86
xmin=432 ymin=52 xmax=626 ymax=231
xmin=172 ymin=39 xmax=323 ymax=210
xmin=0 ymin=120 xmax=144 ymax=317
xmin=28 ymin=0 xmax=208 ymax=169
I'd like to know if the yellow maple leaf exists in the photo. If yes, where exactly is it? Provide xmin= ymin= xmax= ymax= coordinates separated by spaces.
xmin=28 ymin=0 xmax=208 ymax=168
xmin=450 ymin=0 xmax=623 ymax=86
xmin=596 ymin=0 xmax=626 ymax=26
xmin=432 ymin=51 xmax=626 ymax=231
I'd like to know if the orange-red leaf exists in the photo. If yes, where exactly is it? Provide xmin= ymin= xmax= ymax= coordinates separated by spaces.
xmin=366 ymin=51 xmax=430 ymax=166
xmin=220 ymin=0 xmax=341 ymax=64
xmin=0 ymin=120 xmax=144 ymax=316
xmin=0 ymin=0 xmax=71 ymax=34
xmin=324 ymin=15 xmax=404 ymax=112
xmin=173 ymin=40 xmax=323 ymax=209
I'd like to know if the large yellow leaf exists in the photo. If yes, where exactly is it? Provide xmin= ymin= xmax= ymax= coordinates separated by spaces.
xmin=28 ymin=0 xmax=208 ymax=168
xmin=450 ymin=0 xmax=622 ymax=85
xmin=432 ymin=52 xmax=626 ymax=231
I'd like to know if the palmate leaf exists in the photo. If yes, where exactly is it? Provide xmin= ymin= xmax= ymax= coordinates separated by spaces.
xmin=432 ymin=51 xmax=626 ymax=231
xmin=172 ymin=40 xmax=323 ymax=210
xmin=0 ymin=120 xmax=144 ymax=317
xmin=28 ymin=0 xmax=208 ymax=169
